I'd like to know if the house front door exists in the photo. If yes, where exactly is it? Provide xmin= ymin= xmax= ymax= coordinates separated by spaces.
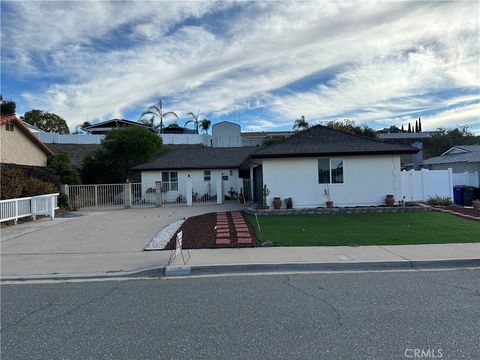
xmin=252 ymin=165 xmax=263 ymax=204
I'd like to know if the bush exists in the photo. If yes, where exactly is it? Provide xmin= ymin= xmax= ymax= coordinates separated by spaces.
xmin=0 ymin=167 xmax=24 ymax=199
xmin=57 ymin=193 xmax=70 ymax=210
xmin=427 ymin=196 xmax=453 ymax=206
xmin=21 ymin=177 xmax=56 ymax=197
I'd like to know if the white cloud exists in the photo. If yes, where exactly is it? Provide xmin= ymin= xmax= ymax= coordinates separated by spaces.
xmin=2 ymin=0 xmax=478 ymax=130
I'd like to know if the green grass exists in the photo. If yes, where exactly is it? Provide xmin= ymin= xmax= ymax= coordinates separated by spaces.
xmin=247 ymin=212 xmax=480 ymax=246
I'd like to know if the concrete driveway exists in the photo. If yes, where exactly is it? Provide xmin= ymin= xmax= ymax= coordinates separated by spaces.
xmin=1 ymin=203 xmax=244 ymax=277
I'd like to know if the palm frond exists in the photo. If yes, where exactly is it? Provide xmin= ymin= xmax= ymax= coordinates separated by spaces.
xmin=163 ymin=111 xmax=179 ymax=119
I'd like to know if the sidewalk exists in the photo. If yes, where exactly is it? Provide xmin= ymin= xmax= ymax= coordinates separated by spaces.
xmin=1 ymin=203 xmax=244 ymax=278
xmin=165 ymin=243 xmax=480 ymax=276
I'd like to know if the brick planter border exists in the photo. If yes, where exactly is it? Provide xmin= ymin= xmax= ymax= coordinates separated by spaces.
xmin=244 ymin=206 xmax=431 ymax=216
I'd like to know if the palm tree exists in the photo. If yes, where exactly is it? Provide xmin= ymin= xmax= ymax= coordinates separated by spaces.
xmin=185 ymin=111 xmax=200 ymax=134
xmin=199 ymin=118 xmax=211 ymax=134
xmin=139 ymin=98 xmax=178 ymax=133
xmin=293 ymin=115 xmax=309 ymax=131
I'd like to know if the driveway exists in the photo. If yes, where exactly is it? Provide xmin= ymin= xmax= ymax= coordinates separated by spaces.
xmin=1 ymin=203 xmax=244 ymax=277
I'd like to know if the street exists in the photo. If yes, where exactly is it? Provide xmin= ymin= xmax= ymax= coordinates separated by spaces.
xmin=1 ymin=270 xmax=479 ymax=360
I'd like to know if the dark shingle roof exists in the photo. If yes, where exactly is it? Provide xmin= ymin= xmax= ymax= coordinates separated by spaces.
xmin=251 ymin=125 xmax=418 ymax=159
xmin=423 ymin=149 xmax=480 ymax=165
xmin=132 ymin=146 xmax=260 ymax=171
xmin=48 ymin=144 xmax=101 ymax=169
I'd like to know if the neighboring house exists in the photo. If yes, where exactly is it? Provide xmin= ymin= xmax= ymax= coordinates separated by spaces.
xmin=423 ymin=145 xmax=480 ymax=173
xmin=134 ymin=125 xmax=417 ymax=208
xmin=83 ymin=118 xmax=154 ymax=134
xmin=22 ymin=121 xmax=46 ymax=134
xmin=378 ymin=132 xmax=433 ymax=170
xmin=249 ymin=125 xmax=417 ymax=207
xmin=0 ymin=115 xmax=53 ymax=167
xmin=132 ymin=146 xmax=258 ymax=202
xmin=241 ymin=130 xmax=293 ymax=147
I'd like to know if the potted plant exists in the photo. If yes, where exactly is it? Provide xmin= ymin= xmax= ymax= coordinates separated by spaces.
xmin=284 ymin=197 xmax=293 ymax=209
xmin=272 ymin=197 xmax=282 ymax=209
xmin=385 ymin=194 xmax=395 ymax=207
xmin=324 ymin=185 xmax=333 ymax=208
xmin=262 ymin=184 xmax=270 ymax=209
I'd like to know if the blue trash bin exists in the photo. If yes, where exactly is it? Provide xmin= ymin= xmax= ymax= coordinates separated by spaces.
xmin=453 ymin=185 xmax=466 ymax=205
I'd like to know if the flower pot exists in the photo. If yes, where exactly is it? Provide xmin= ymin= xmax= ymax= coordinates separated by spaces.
xmin=326 ymin=201 xmax=334 ymax=209
xmin=285 ymin=198 xmax=293 ymax=209
xmin=385 ymin=194 xmax=395 ymax=207
xmin=273 ymin=197 xmax=282 ymax=210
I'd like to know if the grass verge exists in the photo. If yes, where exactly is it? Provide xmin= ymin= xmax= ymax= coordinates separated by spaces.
xmin=247 ymin=212 xmax=480 ymax=246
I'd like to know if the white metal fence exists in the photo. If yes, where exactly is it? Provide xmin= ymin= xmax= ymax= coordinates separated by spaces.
xmin=0 ymin=193 xmax=59 ymax=223
xmin=401 ymin=169 xmax=479 ymax=202
xmin=68 ymin=184 xmax=125 ymax=210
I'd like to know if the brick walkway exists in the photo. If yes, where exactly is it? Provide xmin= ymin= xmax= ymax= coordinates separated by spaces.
xmin=215 ymin=211 xmax=253 ymax=245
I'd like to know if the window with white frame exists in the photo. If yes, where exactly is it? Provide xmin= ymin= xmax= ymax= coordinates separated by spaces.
xmin=318 ymin=158 xmax=344 ymax=184
xmin=204 ymin=170 xmax=211 ymax=181
xmin=161 ymin=171 xmax=178 ymax=191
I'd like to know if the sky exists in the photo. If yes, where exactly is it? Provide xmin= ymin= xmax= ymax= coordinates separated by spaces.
xmin=1 ymin=0 xmax=479 ymax=134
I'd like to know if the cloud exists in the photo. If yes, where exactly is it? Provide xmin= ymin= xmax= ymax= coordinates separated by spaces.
xmin=1 ymin=0 xmax=478 ymax=131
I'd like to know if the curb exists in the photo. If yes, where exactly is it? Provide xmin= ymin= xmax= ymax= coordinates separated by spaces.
xmin=0 ymin=267 xmax=165 ymax=282
xmin=2 ymin=259 xmax=479 ymax=281
xmin=164 ymin=259 xmax=480 ymax=277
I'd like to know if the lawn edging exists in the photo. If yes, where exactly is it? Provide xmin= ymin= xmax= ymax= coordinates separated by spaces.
xmin=245 ymin=205 xmax=431 ymax=216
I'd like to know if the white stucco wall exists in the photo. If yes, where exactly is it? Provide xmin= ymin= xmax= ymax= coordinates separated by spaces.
xmin=212 ymin=122 xmax=241 ymax=147
xmin=261 ymin=155 xmax=402 ymax=208
xmin=140 ymin=168 xmax=241 ymax=200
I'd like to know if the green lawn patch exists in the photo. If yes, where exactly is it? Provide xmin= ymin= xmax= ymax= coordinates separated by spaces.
xmin=247 ymin=212 xmax=480 ymax=246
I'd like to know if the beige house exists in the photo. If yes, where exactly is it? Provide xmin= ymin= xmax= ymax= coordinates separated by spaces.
xmin=1 ymin=115 xmax=53 ymax=167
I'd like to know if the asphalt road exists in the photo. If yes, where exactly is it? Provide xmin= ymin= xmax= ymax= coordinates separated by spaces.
xmin=1 ymin=270 xmax=479 ymax=360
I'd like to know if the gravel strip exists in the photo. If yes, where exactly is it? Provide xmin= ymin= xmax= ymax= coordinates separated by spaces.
xmin=144 ymin=219 xmax=185 ymax=250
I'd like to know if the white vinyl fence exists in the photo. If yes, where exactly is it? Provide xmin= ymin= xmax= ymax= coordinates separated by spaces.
xmin=452 ymin=171 xmax=479 ymax=187
xmin=0 ymin=193 xmax=59 ymax=224
xmin=401 ymin=169 xmax=479 ymax=202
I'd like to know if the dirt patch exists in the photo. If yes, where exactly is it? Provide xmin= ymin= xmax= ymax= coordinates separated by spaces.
xmin=432 ymin=206 xmax=480 ymax=221
xmin=164 ymin=211 xmax=259 ymax=250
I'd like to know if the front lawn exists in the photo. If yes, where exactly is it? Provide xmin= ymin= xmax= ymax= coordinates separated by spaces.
xmin=247 ymin=212 xmax=480 ymax=246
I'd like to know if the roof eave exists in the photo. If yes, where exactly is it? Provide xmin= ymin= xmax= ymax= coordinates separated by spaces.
xmin=251 ymin=149 xmax=418 ymax=159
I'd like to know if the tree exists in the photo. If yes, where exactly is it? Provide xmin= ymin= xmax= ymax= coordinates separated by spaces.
xmin=0 ymin=95 xmax=16 ymax=115
xmin=418 ymin=117 xmax=422 ymax=132
xmin=139 ymin=98 xmax=178 ymax=133
xmin=199 ymin=118 xmax=211 ymax=134
xmin=263 ymin=135 xmax=289 ymax=146
xmin=82 ymin=126 xmax=163 ymax=183
xmin=401 ymin=124 xmax=405 ymax=132
xmin=293 ymin=115 xmax=309 ymax=131
xmin=21 ymin=109 xmax=70 ymax=133
xmin=185 ymin=112 xmax=200 ymax=134
xmin=47 ymin=150 xmax=80 ymax=185
xmin=323 ymin=119 xmax=377 ymax=138
xmin=408 ymin=123 xmax=411 ymax=133
xmin=424 ymin=125 xmax=479 ymax=158
xmin=415 ymin=120 xmax=419 ymax=133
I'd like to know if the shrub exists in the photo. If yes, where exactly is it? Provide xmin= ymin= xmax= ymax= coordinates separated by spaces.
xmin=57 ymin=193 xmax=70 ymax=210
xmin=21 ymin=177 xmax=56 ymax=197
xmin=0 ymin=167 xmax=24 ymax=199
xmin=427 ymin=195 xmax=453 ymax=206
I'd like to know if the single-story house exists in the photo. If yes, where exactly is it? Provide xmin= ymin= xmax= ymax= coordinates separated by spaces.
xmin=83 ymin=118 xmax=154 ymax=135
xmin=132 ymin=146 xmax=258 ymax=202
xmin=133 ymin=125 xmax=417 ymax=208
xmin=423 ymin=145 xmax=480 ymax=173
xmin=0 ymin=115 xmax=53 ymax=167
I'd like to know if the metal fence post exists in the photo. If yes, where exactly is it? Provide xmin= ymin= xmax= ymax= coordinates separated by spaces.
xmin=94 ymin=185 xmax=98 ymax=208
xmin=14 ymin=200 xmax=18 ymax=225
xmin=32 ymin=197 xmax=37 ymax=220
